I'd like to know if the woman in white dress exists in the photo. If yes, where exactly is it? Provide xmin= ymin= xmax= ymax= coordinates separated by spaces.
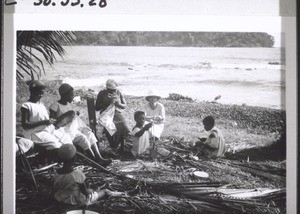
xmin=143 ymin=90 xmax=165 ymax=140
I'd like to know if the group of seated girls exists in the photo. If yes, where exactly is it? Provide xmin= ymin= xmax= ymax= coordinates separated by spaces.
xmin=18 ymin=79 xmax=225 ymax=164
xmin=18 ymin=80 xmax=111 ymax=166
xmin=17 ymin=79 xmax=226 ymax=208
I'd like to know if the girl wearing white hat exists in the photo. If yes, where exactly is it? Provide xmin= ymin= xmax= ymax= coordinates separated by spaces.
xmin=143 ymin=90 xmax=165 ymax=140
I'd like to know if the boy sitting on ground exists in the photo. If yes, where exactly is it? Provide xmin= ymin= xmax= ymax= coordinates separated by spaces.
xmin=195 ymin=116 xmax=225 ymax=158
xmin=131 ymin=110 xmax=153 ymax=158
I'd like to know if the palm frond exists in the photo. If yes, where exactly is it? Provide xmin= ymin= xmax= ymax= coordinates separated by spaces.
xmin=17 ymin=50 xmax=43 ymax=79
xmin=24 ymin=49 xmax=46 ymax=72
xmin=16 ymin=31 xmax=76 ymax=81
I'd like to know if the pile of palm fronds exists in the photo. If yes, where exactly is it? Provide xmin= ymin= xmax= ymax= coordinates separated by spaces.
xmin=16 ymin=167 xmax=286 ymax=214
xmin=16 ymin=142 xmax=286 ymax=214
xmin=16 ymin=168 xmax=286 ymax=214
xmin=226 ymin=137 xmax=286 ymax=161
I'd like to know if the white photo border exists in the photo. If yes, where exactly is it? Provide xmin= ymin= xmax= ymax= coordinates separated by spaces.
xmin=3 ymin=14 xmax=297 ymax=213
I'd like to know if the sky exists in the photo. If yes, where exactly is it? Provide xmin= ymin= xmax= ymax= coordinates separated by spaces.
xmin=269 ymin=33 xmax=283 ymax=47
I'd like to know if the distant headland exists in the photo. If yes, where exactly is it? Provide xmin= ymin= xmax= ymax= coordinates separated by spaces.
xmin=61 ymin=31 xmax=275 ymax=48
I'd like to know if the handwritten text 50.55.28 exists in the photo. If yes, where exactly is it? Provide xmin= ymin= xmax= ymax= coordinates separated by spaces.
xmin=33 ymin=0 xmax=107 ymax=8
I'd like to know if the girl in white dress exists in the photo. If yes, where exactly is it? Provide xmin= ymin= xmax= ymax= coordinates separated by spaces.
xmin=143 ymin=90 xmax=165 ymax=140
xmin=21 ymin=80 xmax=72 ymax=150
xmin=50 ymin=83 xmax=111 ymax=166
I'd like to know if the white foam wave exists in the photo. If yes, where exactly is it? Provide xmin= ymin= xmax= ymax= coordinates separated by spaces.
xmin=211 ymin=63 xmax=285 ymax=70
xmin=62 ymin=77 xmax=106 ymax=88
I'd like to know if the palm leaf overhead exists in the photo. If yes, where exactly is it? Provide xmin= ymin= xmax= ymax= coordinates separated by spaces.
xmin=16 ymin=31 xmax=76 ymax=81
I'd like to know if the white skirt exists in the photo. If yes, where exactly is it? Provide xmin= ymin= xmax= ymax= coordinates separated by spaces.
xmin=149 ymin=123 xmax=164 ymax=139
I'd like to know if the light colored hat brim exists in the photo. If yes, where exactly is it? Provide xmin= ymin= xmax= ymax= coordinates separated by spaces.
xmin=145 ymin=95 xmax=161 ymax=101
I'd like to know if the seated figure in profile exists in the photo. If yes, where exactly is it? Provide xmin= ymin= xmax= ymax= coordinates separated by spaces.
xmin=195 ymin=116 xmax=226 ymax=158
xmin=50 ymin=83 xmax=111 ymax=167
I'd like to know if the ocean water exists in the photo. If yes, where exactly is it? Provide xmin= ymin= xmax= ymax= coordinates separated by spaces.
xmin=39 ymin=46 xmax=285 ymax=109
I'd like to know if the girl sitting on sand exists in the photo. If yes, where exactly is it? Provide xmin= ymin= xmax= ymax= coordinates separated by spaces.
xmin=143 ymin=90 xmax=165 ymax=141
xmin=21 ymin=80 xmax=72 ymax=151
xmin=53 ymin=144 xmax=123 ymax=206
xmin=49 ymin=83 xmax=112 ymax=167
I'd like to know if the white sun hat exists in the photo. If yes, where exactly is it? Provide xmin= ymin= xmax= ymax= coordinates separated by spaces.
xmin=145 ymin=89 xmax=161 ymax=101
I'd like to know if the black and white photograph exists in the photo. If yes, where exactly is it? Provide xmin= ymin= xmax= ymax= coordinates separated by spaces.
xmin=14 ymin=30 xmax=287 ymax=213
xmin=2 ymin=1 xmax=297 ymax=214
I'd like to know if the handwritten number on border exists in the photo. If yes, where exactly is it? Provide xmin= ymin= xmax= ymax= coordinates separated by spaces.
xmin=31 ymin=0 xmax=107 ymax=7
xmin=44 ymin=0 xmax=52 ymax=6
xmin=71 ymin=0 xmax=80 ymax=6
xmin=61 ymin=0 xmax=69 ymax=6
xmin=99 ymin=0 xmax=107 ymax=8
xmin=33 ymin=0 xmax=43 ymax=6
xmin=89 ymin=0 xmax=96 ymax=6
xmin=5 ymin=0 xmax=17 ymax=5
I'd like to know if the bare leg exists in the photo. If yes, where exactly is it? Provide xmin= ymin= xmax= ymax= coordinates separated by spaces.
xmin=104 ymin=129 xmax=116 ymax=149
xmin=114 ymin=134 xmax=121 ymax=150
xmin=95 ymin=189 xmax=109 ymax=199
xmin=74 ymin=134 xmax=96 ymax=159
xmin=85 ymin=147 xmax=112 ymax=166
xmin=114 ymin=134 xmax=127 ymax=153
xmin=84 ymin=148 xmax=96 ymax=160
xmin=91 ymin=143 xmax=110 ymax=162
xmin=98 ymin=189 xmax=124 ymax=198
xmin=118 ymin=135 xmax=125 ymax=153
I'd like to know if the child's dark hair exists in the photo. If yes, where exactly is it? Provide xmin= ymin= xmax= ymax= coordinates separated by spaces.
xmin=26 ymin=80 xmax=46 ymax=93
xmin=203 ymin=116 xmax=215 ymax=127
xmin=134 ymin=110 xmax=145 ymax=121
xmin=58 ymin=144 xmax=77 ymax=163
xmin=59 ymin=83 xmax=74 ymax=96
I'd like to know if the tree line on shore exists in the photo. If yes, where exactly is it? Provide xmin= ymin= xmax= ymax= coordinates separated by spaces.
xmin=64 ymin=31 xmax=275 ymax=47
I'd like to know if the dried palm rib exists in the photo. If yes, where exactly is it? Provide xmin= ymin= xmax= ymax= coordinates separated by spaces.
xmin=223 ymin=162 xmax=285 ymax=184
